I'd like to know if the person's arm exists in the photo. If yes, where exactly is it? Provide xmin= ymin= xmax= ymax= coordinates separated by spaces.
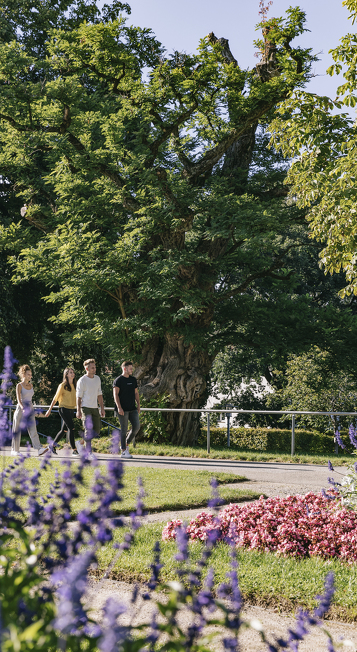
xmin=98 ymin=393 xmax=105 ymax=418
xmin=76 ymin=396 xmax=82 ymax=420
xmin=76 ymin=378 xmax=83 ymax=419
xmin=113 ymin=386 xmax=124 ymax=416
xmin=45 ymin=384 xmax=62 ymax=417
xmin=16 ymin=383 xmax=23 ymax=409
xmin=135 ymin=387 xmax=141 ymax=414
xmin=44 ymin=397 xmax=57 ymax=418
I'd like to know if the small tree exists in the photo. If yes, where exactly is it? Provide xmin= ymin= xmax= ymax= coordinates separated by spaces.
xmin=280 ymin=346 xmax=357 ymax=432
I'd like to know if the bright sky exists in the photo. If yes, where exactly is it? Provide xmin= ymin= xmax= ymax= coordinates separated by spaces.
xmin=125 ymin=0 xmax=352 ymax=100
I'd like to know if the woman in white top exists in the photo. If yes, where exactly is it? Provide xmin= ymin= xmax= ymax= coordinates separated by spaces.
xmin=11 ymin=364 xmax=48 ymax=456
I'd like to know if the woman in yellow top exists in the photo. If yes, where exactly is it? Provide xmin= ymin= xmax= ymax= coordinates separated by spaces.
xmin=45 ymin=368 xmax=78 ymax=455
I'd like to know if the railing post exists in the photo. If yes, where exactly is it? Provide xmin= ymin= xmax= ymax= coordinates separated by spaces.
xmin=226 ymin=405 xmax=233 ymax=448
xmin=291 ymin=414 xmax=295 ymax=456
xmin=207 ymin=413 xmax=210 ymax=454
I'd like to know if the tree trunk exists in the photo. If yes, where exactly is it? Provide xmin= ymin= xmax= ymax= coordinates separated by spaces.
xmin=134 ymin=334 xmax=213 ymax=445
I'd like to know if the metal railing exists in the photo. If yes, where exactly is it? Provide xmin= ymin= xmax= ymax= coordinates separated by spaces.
xmin=5 ymin=405 xmax=357 ymax=456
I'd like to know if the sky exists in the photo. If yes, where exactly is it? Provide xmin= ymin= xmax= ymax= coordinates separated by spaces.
xmin=123 ymin=0 xmax=352 ymax=101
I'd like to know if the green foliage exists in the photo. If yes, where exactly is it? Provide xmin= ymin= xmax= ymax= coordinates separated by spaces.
xmin=198 ymin=426 xmax=341 ymax=455
xmin=0 ymin=0 xmax=316 ymax=360
xmin=0 ymin=528 xmax=57 ymax=651
xmin=279 ymin=346 xmax=357 ymax=432
xmin=138 ymin=394 xmax=171 ymax=443
xmin=270 ymin=0 xmax=357 ymax=295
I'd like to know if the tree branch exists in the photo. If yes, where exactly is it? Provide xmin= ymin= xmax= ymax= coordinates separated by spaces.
xmin=216 ymin=243 xmax=306 ymax=302
xmin=185 ymin=101 xmax=277 ymax=182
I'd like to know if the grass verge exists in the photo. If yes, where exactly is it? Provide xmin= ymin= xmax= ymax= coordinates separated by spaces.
xmin=91 ymin=440 xmax=353 ymax=466
xmin=96 ymin=522 xmax=357 ymax=622
xmin=2 ymin=458 xmax=258 ymax=515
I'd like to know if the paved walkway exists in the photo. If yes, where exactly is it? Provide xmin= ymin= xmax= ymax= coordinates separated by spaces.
xmin=86 ymin=578 xmax=357 ymax=652
xmin=2 ymin=447 xmax=346 ymax=489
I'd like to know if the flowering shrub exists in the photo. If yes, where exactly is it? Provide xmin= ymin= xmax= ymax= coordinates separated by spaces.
xmin=0 ymin=347 xmax=348 ymax=651
xmin=162 ymin=492 xmax=357 ymax=562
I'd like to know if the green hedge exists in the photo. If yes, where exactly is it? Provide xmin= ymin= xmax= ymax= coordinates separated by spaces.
xmin=198 ymin=427 xmax=352 ymax=455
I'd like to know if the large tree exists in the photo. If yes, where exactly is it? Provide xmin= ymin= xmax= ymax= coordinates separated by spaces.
xmin=0 ymin=1 xmax=316 ymax=443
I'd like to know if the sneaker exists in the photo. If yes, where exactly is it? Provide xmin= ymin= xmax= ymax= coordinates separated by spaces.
xmin=75 ymin=440 xmax=85 ymax=455
xmin=10 ymin=450 xmax=18 ymax=456
xmin=38 ymin=446 xmax=49 ymax=456
xmin=121 ymin=448 xmax=132 ymax=459
xmin=51 ymin=446 xmax=58 ymax=455
xmin=71 ymin=449 xmax=79 ymax=456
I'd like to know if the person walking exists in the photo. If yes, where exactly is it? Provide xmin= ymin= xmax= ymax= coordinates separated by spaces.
xmin=11 ymin=365 xmax=48 ymax=456
xmin=113 ymin=361 xmax=141 ymax=458
xmin=44 ymin=368 xmax=79 ymax=456
xmin=76 ymin=358 xmax=105 ymax=459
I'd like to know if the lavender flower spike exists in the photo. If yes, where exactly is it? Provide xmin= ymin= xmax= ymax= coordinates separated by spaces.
xmin=321 ymin=488 xmax=336 ymax=501
xmin=98 ymin=597 xmax=128 ymax=652
xmin=314 ymin=572 xmax=335 ymax=620
xmin=0 ymin=346 xmax=17 ymax=448
xmin=334 ymin=430 xmax=345 ymax=450
xmin=349 ymin=424 xmax=357 ymax=449
xmin=327 ymin=460 xmax=334 ymax=472
xmin=175 ymin=523 xmax=189 ymax=563
xmin=208 ymin=477 xmax=224 ymax=512
xmin=52 ymin=550 xmax=94 ymax=636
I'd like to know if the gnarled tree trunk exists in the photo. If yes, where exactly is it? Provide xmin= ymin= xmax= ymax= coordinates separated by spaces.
xmin=134 ymin=334 xmax=213 ymax=445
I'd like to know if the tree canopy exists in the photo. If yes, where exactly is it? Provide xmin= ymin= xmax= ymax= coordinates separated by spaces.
xmin=271 ymin=0 xmax=357 ymax=296
xmin=0 ymin=0 xmax=339 ymax=442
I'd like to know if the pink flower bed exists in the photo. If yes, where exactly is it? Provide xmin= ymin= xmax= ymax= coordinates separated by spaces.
xmin=162 ymin=493 xmax=357 ymax=561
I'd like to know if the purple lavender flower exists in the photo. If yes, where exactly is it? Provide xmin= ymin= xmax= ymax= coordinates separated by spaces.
xmin=314 ymin=572 xmax=335 ymax=620
xmin=335 ymin=430 xmax=345 ymax=450
xmin=321 ymin=489 xmax=336 ymax=501
xmin=98 ymin=597 xmax=128 ymax=652
xmin=52 ymin=550 xmax=94 ymax=636
xmin=111 ymin=429 xmax=120 ymax=455
xmin=327 ymin=460 xmax=334 ymax=472
xmin=287 ymin=609 xmax=310 ymax=648
xmin=354 ymin=462 xmax=357 ymax=473
xmin=208 ymin=477 xmax=224 ymax=512
xmin=222 ymin=637 xmax=238 ymax=651
xmin=0 ymin=346 xmax=17 ymax=447
xmin=195 ymin=567 xmax=215 ymax=612
xmin=147 ymin=541 xmax=163 ymax=590
xmin=349 ymin=424 xmax=357 ymax=449
xmin=146 ymin=609 xmax=160 ymax=649
xmin=175 ymin=523 xmax=189 ymax=563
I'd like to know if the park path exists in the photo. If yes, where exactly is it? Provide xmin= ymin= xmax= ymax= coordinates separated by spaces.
xmin=3 ymin=447 xmax=347 ymax=488
xmin=85 ymin=578 xmax=357 ymax=652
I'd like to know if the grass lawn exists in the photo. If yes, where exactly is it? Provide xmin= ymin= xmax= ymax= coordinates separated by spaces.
xmin=2 ymin=458 xmax=259 ymax=515
xmin=96 ymin=522 xmax=357 ymax=622
xmin=91 ymin=440 xmax=354 ymax=466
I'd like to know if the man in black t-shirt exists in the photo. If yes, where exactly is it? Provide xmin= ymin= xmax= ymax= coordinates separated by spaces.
xmin=113 ymin=361 xmax=141 ymax=458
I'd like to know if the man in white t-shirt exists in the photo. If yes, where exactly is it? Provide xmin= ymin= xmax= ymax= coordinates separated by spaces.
xmin=76 ymin=358 xmax=105 ymax=457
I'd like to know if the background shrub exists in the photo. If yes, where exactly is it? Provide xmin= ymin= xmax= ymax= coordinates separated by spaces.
xmin=198 ymin=427 xmax=352 ymax=455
